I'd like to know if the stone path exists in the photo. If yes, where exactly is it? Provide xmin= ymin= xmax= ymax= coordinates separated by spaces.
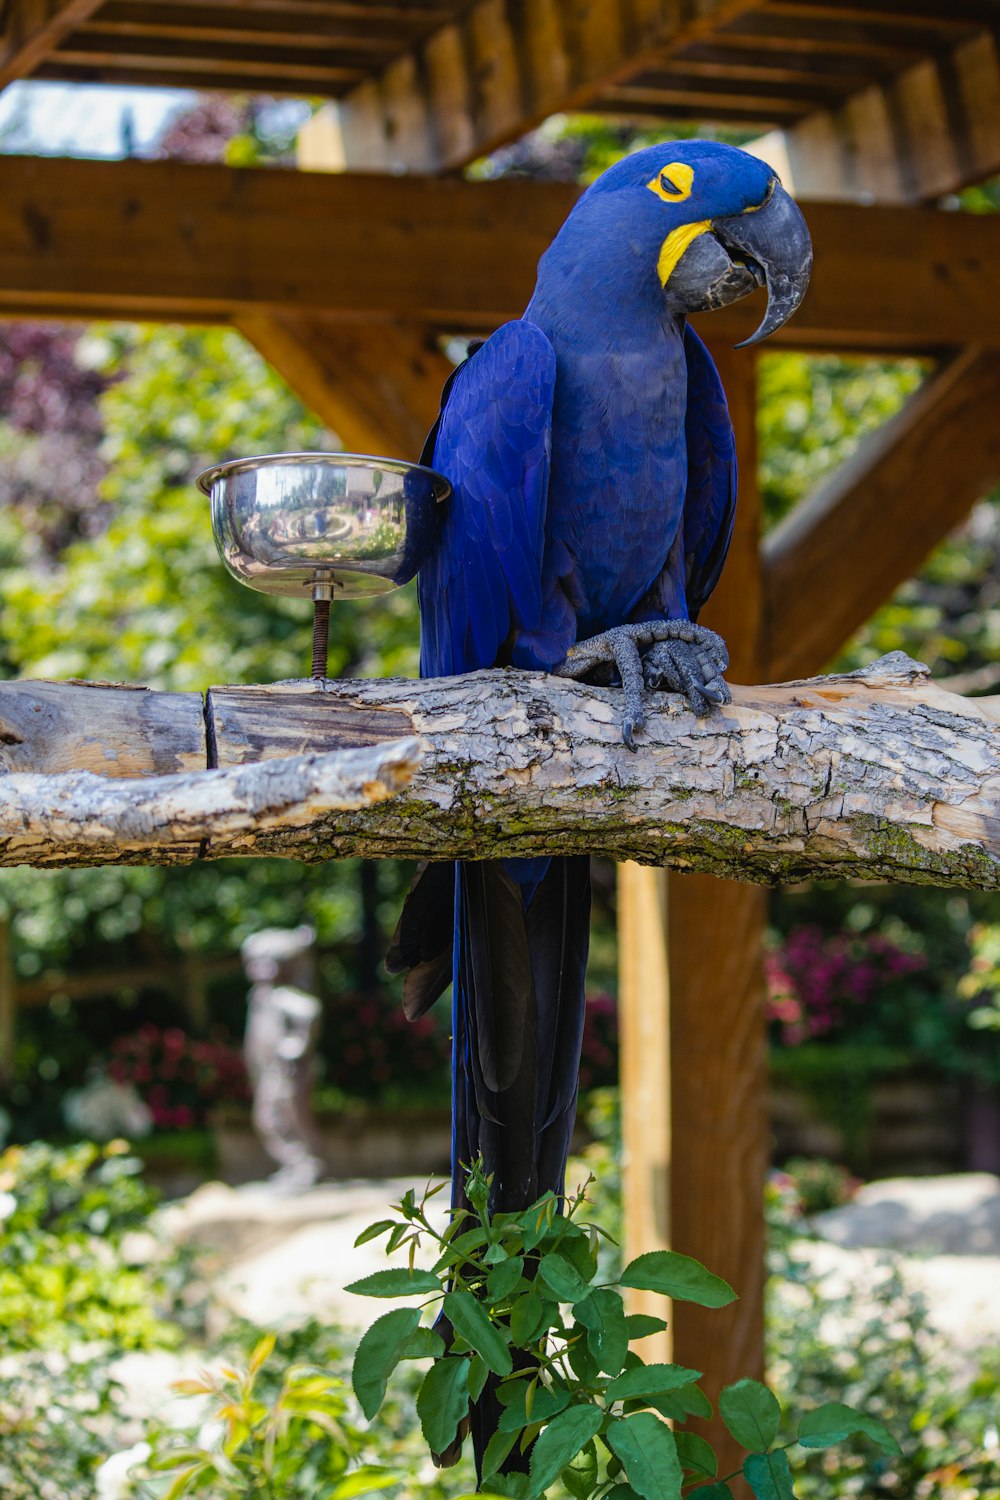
xmin=158 ymin=1169 xmax=1000 ymax=1348
xmin=161 ymin=1176 xmax=450 ymax=1328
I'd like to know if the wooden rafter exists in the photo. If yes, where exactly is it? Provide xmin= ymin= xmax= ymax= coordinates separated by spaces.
xmin=0 ymin=0 xmax=105 ymax=86
xmin=235 ymin=315 xmax=452 ymax=458
xmin=766 ymin=26 xmax=1000 ymax=201
xmin=325 ymin=0 xmax=760 ymax=172
xmin=762 ymin=347 xmax=1000 ymax=682
xmin=0 ymin=156 xmax=998 ymax=354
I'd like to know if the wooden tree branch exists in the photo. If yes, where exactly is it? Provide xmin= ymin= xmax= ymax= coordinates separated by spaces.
xmin=3 ymin=654 xmax=1000 ymax=883
xmin=0 ymin=740 xmax=421 ymax=868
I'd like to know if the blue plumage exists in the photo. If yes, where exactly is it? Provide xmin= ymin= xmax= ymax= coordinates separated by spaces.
xmin=391 ymin=139 xmax=812 ymax=1477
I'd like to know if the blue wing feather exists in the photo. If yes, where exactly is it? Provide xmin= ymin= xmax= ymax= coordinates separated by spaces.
xmin=681 ymin=326 xmax=737 ymax=619
xmin=418 ymin=321 xmax=556 ymax=678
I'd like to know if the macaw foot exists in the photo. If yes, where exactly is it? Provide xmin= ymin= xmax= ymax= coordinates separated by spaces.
xmin=553 ymin=620 xmax=730 ymax=749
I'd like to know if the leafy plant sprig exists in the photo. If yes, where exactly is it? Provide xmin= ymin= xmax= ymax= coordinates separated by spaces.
xmin=134 ymin=1335 xmax=400 ymax=1500
xmin=348 ymin=1164 xmax=900 ymax=1500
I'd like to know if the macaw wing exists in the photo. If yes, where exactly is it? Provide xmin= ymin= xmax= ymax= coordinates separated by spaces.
xmin=418 ymin=320 xmax=555 ymax=678
xmin=681 ymin=325 xmax=737 ymax=620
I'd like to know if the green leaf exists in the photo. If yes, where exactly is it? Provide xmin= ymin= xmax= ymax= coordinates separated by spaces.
xmin=468 ymin=1354 xmax=489 ymax=1403
xmin=352 ymin=1307 xmax=420 ymax=1420
xmin=521 ymin=1196 xmax=557 ymax=1252
xmin=567 ymin=1327 xmax=600 ymax=1384
xmin=345 ymin=1268 xmax=441 ymax=1298
xmin=624 ymin=1314 xmax=668 ymax=1341
xmin=483 ymin=1477 xmax=531 ymax=1500
xmin=329 ymin=1467 xmax=402 ymax=1498
xmin=538 ymin=1251 xmax=591 ymax=1304
xmin=417 ymin=1356 xmax=470 ymax=1455
xmin=482 ymin=1425 xmax=519 ymax=1480
xmin=562 ymin=1438 xmax=599 ymax=1499
xmin=648 ymin=1383 xmax=712 ymax=1423
xmin=528 ymin=1405 xmax=605 ymax=1496
xmin=743 ymin=1449 xmax=797 ymax=1500
xmin=604 ymin=1487 xmax=645 ymax=1500
xmin=674 ymin=1431 xmax=718 ymax=1479
xmin=498 ymin=1384 xmax=572 ymax=1433
xmin=443 ymin=1289 xmax=513 ymax=1377
xmin=607 ymin=1412 xmax=684 ymax=1500
xmin=510 ymin=1291 xmax=545 ymax=1345
xmin=687 ymin=1487 xmax=734 ymax=1499
xmin=575 ymin=1288 xmax=630 ymax=1375
xmin=163 ymin=1465 xmax=210 ymax=1500
xmin=606 ymin=1364 xmax=703 ymax=1403
xmin=487 ymin=1255 xmax=524 ymax=1302
xmin=401 ymin=1326 xmax=445 ymax=1360
xmin=797 ymin=1402 xmax=901 ymax=1455
xmin=620 ymin=1252 xmax=736 ymax=1309
xmin=353 ymin=1219 xmax=397 ymax=1248
xmin=555 ymin=1226 xmax=599 ymax=1284
xmin=719 ymin=1379 xmax=781 ymax=1453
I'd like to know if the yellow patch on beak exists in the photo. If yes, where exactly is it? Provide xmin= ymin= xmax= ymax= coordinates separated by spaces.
xmin=647 ymin=162 xmax=695 ymax=204
xmin=657 ymin=220 xmax=711 ymax=286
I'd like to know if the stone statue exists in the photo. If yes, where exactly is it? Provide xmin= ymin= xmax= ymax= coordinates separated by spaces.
xmin=241 ymin=924 xmax=325 ymax=1193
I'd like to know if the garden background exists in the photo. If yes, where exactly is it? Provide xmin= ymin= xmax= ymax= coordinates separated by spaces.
xmin=1 ymin=94 xmax=999 ymax=1499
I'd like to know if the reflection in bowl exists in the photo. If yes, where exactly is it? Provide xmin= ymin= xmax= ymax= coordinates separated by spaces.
xmin=198 ymin=452 xmax=451 ymax=600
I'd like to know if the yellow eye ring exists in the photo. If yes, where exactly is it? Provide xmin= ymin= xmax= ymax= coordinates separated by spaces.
xmin=647 ymin=162 xmax=694 ymax=204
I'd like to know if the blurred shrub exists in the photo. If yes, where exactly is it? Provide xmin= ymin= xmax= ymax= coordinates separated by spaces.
xmin=0 ymin=1140 xmax=182 ymax=1351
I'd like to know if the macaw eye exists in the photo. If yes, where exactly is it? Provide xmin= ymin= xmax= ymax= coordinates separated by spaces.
xmin=646 ymin=161 xmax=694 ymax=204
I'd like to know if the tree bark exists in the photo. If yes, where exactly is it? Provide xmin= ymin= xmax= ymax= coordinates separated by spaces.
xmin=2 ymin=652 xmax=1000 ymax=882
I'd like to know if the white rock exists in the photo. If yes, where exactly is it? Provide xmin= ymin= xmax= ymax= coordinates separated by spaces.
xmin=813 ymin=1172 xmax=1000 ymax=1254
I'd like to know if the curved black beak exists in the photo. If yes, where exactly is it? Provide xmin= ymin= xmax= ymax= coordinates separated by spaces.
xmin=713 ymin=181 xmax=812 ymax=347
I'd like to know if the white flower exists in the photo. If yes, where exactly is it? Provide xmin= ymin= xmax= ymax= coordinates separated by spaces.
xmin=0 ymin=1191 xmax=16 ymax=1224
xmin=95 ymin=1442 xmax=151 ymax=1500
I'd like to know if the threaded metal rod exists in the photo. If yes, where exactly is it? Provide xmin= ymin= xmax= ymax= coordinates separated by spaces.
xmin=311 ymin=597 xmax=331 ymax=679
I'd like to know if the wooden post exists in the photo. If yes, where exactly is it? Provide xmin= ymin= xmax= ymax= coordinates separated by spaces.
xmin=0 ymin=919 xmax=16 ymax=1088
xmin=671 ymin=347 xmax=767 ymax=1486
xmin=618 ymin=346 xmax=766 ymax=1488
xmin=618 ymin=859 xmax=672 ymax=1363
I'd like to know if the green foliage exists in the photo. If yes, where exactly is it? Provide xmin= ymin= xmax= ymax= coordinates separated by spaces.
xmin=758 ymin=352 xmax=923 ymax=532
xmin=132 ymin=1335 xmax=397 ymax=1500
xmin=768 ymin=1198 xmax=1000 ymax=1498
xmin=349 ymin=1165 xmax=895 ymax=1500
xmin=0 ymin=322 xmax=420 ymax=690
xmin=0 ymin=1348 xmax=126 ymax=1500
xmin=956 ymin=922 xmax=1000 ymax=1086
xmin=0 ymin=1139 xmax=182 ymax=1351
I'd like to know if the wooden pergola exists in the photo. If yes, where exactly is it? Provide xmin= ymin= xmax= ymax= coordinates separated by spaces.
xmin=2 ymin=0 xmax=1000 ymax=1477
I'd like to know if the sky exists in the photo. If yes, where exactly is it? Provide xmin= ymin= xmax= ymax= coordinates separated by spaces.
xmin=0 ymin=81 xmax=194 ymax=158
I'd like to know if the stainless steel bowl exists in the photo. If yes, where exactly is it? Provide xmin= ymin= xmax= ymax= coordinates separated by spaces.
xmin=198 ymin=452 xmax=451 ymax=600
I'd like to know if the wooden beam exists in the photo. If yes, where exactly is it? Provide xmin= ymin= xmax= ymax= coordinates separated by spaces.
xmin=319 ymin=0 xmax=760 ymax=173
xmin=236 ymin=316 xmax=451 ymax=458
xmin=766 ymin=26 xmax=1000 ymax=202
xmin=0 ymin=0 xmax=105 ymax=87
xmin=763 ymin=346 xmax=1000 ymax=682
xmin=0 ymin=156 xmax=999 ymax=354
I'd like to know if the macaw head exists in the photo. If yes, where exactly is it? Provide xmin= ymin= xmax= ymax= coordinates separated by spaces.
xmin=532 ymin=140 xmax=812 ymax=346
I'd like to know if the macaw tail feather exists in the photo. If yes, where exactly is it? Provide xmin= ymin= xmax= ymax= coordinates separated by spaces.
xmin=455 ymin=855 xmax=591 ymax=1475
xmin=390 ymin=853 xmax=591 ymax=1475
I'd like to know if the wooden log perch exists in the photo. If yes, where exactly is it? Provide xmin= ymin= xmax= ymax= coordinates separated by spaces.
xmin=3 ymin=652 xmax=1000 ymax=885
xmin=0 ymin=739 xmax=421 ymax=867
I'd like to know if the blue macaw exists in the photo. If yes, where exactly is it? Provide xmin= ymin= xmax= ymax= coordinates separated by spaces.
xmin=388 ymin=140 xmax=811 ymax=1470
